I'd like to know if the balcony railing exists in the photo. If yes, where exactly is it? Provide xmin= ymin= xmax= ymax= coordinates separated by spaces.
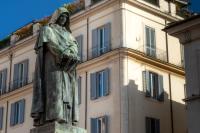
xmin=90 ymin=45 xmax=111 ymax=59
xmin=91 ymin=0 xmax=104 ymax=5
xmin=136 ymin=45 xmax=167 ymax=62
xmin=0 ymin=75 xmax=33 ymax=96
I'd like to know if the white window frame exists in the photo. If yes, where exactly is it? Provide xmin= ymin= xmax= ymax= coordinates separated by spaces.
xmin=145 ymin=26 xmax=156 ymax=57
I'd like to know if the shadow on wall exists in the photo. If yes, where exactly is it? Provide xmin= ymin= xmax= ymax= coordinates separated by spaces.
xmin=125 ymin=80 xmax=187 ymax=133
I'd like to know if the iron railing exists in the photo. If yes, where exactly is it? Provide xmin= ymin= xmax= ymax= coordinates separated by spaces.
xmin=0 ymin=75 xmax=33 ymax=96
xmin=136 ymin=45 xmax=167 ymax=62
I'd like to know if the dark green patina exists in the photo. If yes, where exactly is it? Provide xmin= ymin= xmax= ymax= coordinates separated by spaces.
xmin=31 ymin=6 xmax=80 ymax=127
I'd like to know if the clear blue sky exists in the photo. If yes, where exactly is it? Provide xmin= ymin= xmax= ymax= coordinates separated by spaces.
xmin=0 ymin=0 xmax=199 ymax=40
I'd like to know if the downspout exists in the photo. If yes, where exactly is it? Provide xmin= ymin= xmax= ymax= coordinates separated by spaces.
xmin=6 ymin=53 xmax=13 ymax=133
xmin=85 ymin=16 xmax=89 ymax=129
xmin=168 ymin=74 xmax=174 ymax=133
xmin=5 ymin=101 xmax=9 ymax=133
xmin=85 ymin=72 xmax=88 ymax=129
xmin=165 ymin=20 xmax=169 ymax=62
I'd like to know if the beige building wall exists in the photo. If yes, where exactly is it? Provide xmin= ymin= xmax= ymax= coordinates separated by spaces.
xmin=0 ymin=0 xmax=187 ymax=133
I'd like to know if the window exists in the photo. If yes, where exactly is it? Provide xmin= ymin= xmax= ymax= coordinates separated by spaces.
xmin=78 ymin=76 xmax=82 ymax=105
xmin=92 ymin=23 xmax=111 ymax=58
xmin=75 ymin=35 xmax=83 ymax=62
xmin=13 ymin=60 xmax=29 ymax=90
xmin=146 ymin=117 xmax=160 ymax=133
xmin=91 ymin=0 xmax=103 ymax=5
xmin=91 ymin=115 xmax=109 ymax=133
xmin=90 ymin=68 xmax=110 ymax=100
xmin=0 ymin=107 xmax=3 ymax=130
xmin=180 ymin=44 xmax=185 ymax=67
xmin=145 ymin=26 xmax=156 ymax=57
xmin=143 ymin=0 xmax=159 ymax=6
xmin=142 ymin=71 xmax=164 ymax=101
xmin=0 ymin=69 xmax=7 ymax=95
xmin=10 ymin=99 xmax=25 ymax=126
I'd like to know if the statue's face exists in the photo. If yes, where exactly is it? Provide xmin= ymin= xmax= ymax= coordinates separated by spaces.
xmin=57 ymin=13 xmax=69 ymax=27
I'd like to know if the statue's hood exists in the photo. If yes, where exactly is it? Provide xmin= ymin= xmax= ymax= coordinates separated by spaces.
xmin=49 ymin=5 xmax=70 ymax=25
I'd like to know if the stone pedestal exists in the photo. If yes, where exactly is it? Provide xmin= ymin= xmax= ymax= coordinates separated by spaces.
xmin=30 ymin=122 xmax=87 ymax=133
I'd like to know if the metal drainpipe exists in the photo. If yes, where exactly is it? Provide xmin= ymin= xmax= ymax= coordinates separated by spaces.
xmin=85 ymin=72 xmax=88 ymax=130
xmin=165 ymin=20 xmax=169 ymax=62
xmin=168 ymin=74 xmax=174 ymax=133
xmin=85 ymin=17 xmax=89 ymax=130
xmin=6 ymin=53 xmax=13 ymax=133
xmin=5 ymin=101 xmax=9 ymax=133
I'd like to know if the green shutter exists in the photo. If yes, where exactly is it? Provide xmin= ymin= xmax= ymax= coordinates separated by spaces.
xmin=103 ymin=68 xmax=110 ymax=96
xmin=19 ymin=99 xmax=25 ymax=124
xmin=13 ymin=64 xmax=19 ymax=90
xmin=92 ymin=29 xmax=98 ymax=58
xmin=10 ymin=103 xmax=15 ymax=126
xmin=150 ymin=28 xmax=156 ymax=57
xmin=1 ymin=69 xmax=7 ymax=94
xmin=104 ymin=23 xmax=111 ymax=52
xmin=145 ymin=27 xmax=150 ymax=47
xmin=90 ymin=73 xmax=97 ymax=100
xmin=146 ymin=117 xmax=151 ymax=133
xmin=76 ymin=35 xmax=83 ymax=61
xmin=91 ymin=118 xmax=98 ymax=133
xmin=103 ymin=115 xmax=109 ymax=133
xmin=78 ymin=77 xmax=81 ymax=104
xmin=158 ymin=75 xmax=164 ymax=101
xmin=0 ymin=107 xmax=3 ymax=129
xmin=23 ymin=60 xmax=29 ymax=85
xmin=155 ymin=119 xmax=160 ymax=133
xmin=150 ymin=28 xmax=156 ymax=49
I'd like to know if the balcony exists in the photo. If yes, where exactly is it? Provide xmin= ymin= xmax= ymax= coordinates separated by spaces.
xmin=91 ymin=0 xmax=104 ymax=5
xmin=0 ymin=75 xmax=33 ymax=96
xmin=136 ymin=45 xmax=167 ymax=62
xmin=90 ymin=44 xmax=111 ymax=59
xmin=143 ymin=0 xmax=159 ymax=6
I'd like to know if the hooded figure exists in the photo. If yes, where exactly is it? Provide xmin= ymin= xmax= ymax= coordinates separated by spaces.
xmin=31 ymin=6 xmax=80 ymax=126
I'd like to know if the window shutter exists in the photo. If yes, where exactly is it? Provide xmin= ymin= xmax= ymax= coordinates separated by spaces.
xmin=92 ymin=29 xmax=98 ymax=58
xmin=103 ymin=68 xmax=110 ymax=96
xmin=10 ymin=103 xmax=15 ymax=126
xmin=2 ymin=69 xmax=7 ymax=94
xmin=91 ymin=118 xmax=98 ymax=133
xmin=104 ymin=23 xmax=111 ymax=52
xmin=103 ymin=115 xmax=109 ymax=133
xmin=155 ymin=119 xmax=160 ymax=133
xmin=150 ymin=28 xmax=156 ymax=49
xmin=90 ymin=73 xmax=97 ymax=100
xmin=19 ymin=99 xmax=25 ymax=124
xmin=143 ymin=71 xmax=150 ymax=97
xmin=145 ymin=27 xmax=150 ymax=47
xmin=13 ymin=64 xmax=19 ymax=90
xmin=146 ymin=117 xmax=151 ymax=133
xmin=76 ymin=35 xmax=83 ymax=61
xmin=0 ymin=107 xmax=3 ymax=129
xmin=78 ymin=77 xmax=81 ymax=104
xmin=23 ymin=60 xmax=29 ymax=85
xmin=150 ymin=28 xmax=156 ymax=57
xmin=158 ymin=75 xmax=164 ymax=101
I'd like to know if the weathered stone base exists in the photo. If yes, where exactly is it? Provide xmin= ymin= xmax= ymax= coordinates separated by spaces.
xmin=30 ymin=122 xmax=87 ymax=133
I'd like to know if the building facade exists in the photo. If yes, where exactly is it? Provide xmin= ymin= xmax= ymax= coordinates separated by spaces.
xmin=0 ymin=0 xmax=187 ymax=133
xmin=165 ymin=15 xmax=200 ymax=133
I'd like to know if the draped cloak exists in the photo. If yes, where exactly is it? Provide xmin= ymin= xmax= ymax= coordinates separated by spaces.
xmin=31 ymin=9 xmax=79 ymax=126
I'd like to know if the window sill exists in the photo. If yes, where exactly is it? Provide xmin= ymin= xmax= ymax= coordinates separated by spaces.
xmin=145 ymin=95 xmax=164 ymax=103
xmin=91 ymin=95 xmax=110 ymax=103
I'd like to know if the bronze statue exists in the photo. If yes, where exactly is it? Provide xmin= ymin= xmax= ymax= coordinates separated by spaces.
xmin=31 ymin=6 xmax=80 ymax=127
